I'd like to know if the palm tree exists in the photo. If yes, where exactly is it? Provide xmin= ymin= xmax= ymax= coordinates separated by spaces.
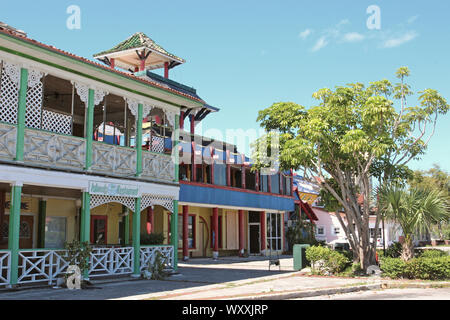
xmin=379 ymin=186 xmax=450 ymax=261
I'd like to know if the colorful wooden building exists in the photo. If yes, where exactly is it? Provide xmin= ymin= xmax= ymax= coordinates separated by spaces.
xmin=174 ymin=123 xmax=295 ymax=260
xmin=0 ymin=25 xmax=216 ymax=287
xmin=0 ymin=23 xmax=295 ymax=288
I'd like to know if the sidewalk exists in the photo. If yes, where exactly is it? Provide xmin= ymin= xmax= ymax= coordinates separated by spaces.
xmin=1 ymin=256 xmax=448 ymax=300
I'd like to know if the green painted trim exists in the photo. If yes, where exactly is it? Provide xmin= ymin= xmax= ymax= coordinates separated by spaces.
xmin=174 ymin=115 xmax=180 ymax=183
xmin=37 ymin=200 xmax=47 ymax=248
xmin=136 ymin=104 xmax=143 ymax=177
xmin=132 ymin=198 xmax=141 ymax=275
xmin=15 ymin=68 xmax=28 ymax=162
xmin=80 ymin=192 xmax=91 ymax=280
xmin=8 ymin=185 xmax=22 ymax=285
xmin=85 ymin=89 xmax=94 ymax=170
xmin=0 ymin=36 xmax=202 ymax=108
xmin=170 ymin=201 xmax=179 ymax=271
xmin=124 ymin=207 xmax=130 ymax=246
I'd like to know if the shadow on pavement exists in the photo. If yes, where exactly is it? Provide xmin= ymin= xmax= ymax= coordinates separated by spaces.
xmin=0 ymin=257 xmax=295 ymax=300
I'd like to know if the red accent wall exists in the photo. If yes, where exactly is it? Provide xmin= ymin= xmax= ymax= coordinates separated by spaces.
xmin=212 ymin=208 xmax=219 ymax=251
xmin=238 ymin=210 xmax=245 ymax=256
xmin=260 ymin=211 xmax=266 ymax=251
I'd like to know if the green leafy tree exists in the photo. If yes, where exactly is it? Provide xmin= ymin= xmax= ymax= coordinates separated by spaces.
xmin=379 ymin=186 xmax=449 ymax=261
xmin=252 ymin=67 xmax=449 ymax=270
xmin=409 ymin=165 xmax=450 ymax=239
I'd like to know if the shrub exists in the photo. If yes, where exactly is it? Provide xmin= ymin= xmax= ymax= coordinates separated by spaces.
xmin=306 ymin=246 xmax=349 ymax=275
xmin=141 ymin=232 xmax=165 ymax=245
xmin=420 ymin=249 xmax=448 ymax=259
xmin=379 ymin=257 xmax=407 ymax=279
xmin=325 ymin=250 xmax=350 ymax=274
xmin=306 ymin=246 xmax=330 ymax=273
xmin=405 ymin=256 xmax=450 ymax=280
xmin=384 ymin=242 xmax=403 ymax=258
xmin=380 ymin=256 xmax=450 ymax=280
xmin=352 ymin=262 xmax=363 ymax=275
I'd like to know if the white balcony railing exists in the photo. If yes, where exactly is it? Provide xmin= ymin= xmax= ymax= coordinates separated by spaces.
xmin=0 ymin=123 xmax=17 ymax=161
xmin=0 ymin=250 xmax=11 ymax=286
xmin=23 ymin=128 xmax=86 ymax=171
xmin=141 ymin=151 xmax=175 ymax=182
xmin=89 ymin=247 xmax=134 ymax=277
xmin=15 ymin=247 xmax=135 ymax=285
xmin=140 ymin=245 xmax=174 ymax=271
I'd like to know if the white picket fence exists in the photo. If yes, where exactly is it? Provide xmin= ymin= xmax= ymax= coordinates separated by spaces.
xmin=17 ymin=249 xmax=69 ymax=284
xmin=0 ymin=245 xmax=175 ymax=286
xmin=89 ymin=247 xmax=134 ymax=277
xmin=140 ymin=245 xmax=174 ymax=271
xmin=15 ymin=247 xmax=134 ymax=285
xmin=0 ymin=250 xmax=11 ymax=286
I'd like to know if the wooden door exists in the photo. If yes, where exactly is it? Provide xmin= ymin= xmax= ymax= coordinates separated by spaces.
xmin=249 ymin=224 xmax=260 ymax=254
xmin=0 ymin=215 xmax=34 ymax=249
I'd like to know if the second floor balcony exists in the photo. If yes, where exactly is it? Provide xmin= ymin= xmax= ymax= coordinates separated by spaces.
xmin=0 ymin=59 xmax=177 ymax=184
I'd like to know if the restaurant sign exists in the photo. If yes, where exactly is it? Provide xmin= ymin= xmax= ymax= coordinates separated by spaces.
xmin=89 ymin=181 xmax=139 ymax=197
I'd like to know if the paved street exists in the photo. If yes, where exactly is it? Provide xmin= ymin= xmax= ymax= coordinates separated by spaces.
xmin=297 ymin=288 xmax=450 ymax=300
xmin=0 ymin=256 xmax=448 ymax=300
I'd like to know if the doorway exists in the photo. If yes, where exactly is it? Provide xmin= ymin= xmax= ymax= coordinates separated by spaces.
xmin=249 ymin=224 xmax=260 ymax=254
xmin=91 ymin=215 xmax=107 ymax=245
xmin=199 ymin=217 xmax=208 ymax=257
xmin=0 ymin=215 xmax=34 ymax=249
xmin=248 ymin=211 xmax=261 ymax=255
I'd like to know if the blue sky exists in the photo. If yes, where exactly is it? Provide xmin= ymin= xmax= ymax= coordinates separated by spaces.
xmin=3 ymin=0 xmax=450 ymax=172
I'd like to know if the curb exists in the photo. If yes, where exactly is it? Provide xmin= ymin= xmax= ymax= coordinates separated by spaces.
xmin=232 ymin=284 xmax=383 ymax=300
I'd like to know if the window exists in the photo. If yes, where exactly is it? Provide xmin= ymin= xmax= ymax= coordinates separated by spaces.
xmin=270 ymin=174 xmax=280 ymax=194
xmin=178 ymin=215 xmax=196 ymax=249
xmin=370 ymin=228 xmax=382 ymax=239
xmin=334 ymin=227 xmax=341 ymax=235
xmin=316 ymin=226 xmax=325 ymax=235
xmin=266 ymin=213 xmax=282 ymax=251
xmin=45 ymin=217 xmax=67 ymax=249
xmin=282 ymin=175 xmax=291 ymax=195
xmin=245 ymin=170 xmax=256 ymax=190
xmin=260 ymin=175 xmax=269 ymax=193
xmin=214 ymin=163 xmax=227 ymax=186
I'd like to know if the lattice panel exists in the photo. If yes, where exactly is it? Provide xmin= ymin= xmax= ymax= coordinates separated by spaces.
xmin=90 ymin=194 xmax=136 ymax=212
xmin=0 ymin=123 xmax=17 ymax=160
xmin=41 ymin=110 xmax=72 ymax=135
xmin=141 ymin=194 xmax=174 ymax=213
xmin=151 ymin=135 xmax=164 ymax=154
xmin=0 ymin=61 xmax=20 ymax=124
xmin=25 ymin=69 xmax=44 ymax=129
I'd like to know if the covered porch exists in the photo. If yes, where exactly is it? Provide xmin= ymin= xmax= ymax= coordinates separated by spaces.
xmin=0 ymin=171 xmax=179 ymax=288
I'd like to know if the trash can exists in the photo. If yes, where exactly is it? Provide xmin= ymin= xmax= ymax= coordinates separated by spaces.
xmin=293 ymin=244 xmax=310 ymax=271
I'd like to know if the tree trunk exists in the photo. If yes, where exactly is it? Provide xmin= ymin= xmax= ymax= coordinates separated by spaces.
xmin=401 ymin=236 xmax=414 ymax=261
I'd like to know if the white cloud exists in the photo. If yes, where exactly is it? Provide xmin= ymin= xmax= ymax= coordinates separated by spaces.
xmin=299 ymin=29 xmax=312 ymax=39
xmin=342 ymin=32 xmax=365 ymax=43
xmin=337 ymin=19 xmax=350 ymax=27
xmin=311 ymin=36 xmax=328 ymax=52
xmin=383 ymin=31 xmax=418 ymax=48
xmin=407 ymin=15 xmax=419 ymax=24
